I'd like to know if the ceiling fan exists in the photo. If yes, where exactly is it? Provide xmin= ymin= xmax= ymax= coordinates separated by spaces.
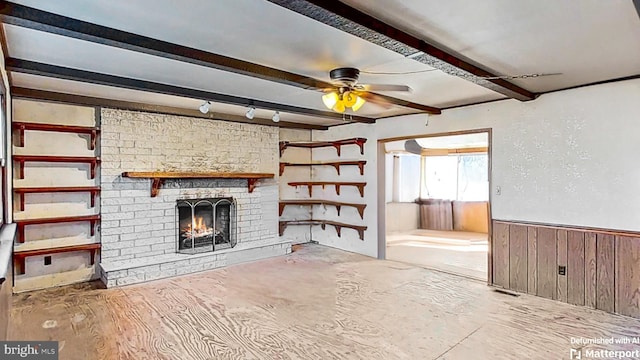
xmin=321 ymin=67 xmax=411 ymax=113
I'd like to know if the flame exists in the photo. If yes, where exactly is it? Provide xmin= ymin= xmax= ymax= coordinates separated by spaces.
xmin=183 ymin=216 xmax=213 ymax=238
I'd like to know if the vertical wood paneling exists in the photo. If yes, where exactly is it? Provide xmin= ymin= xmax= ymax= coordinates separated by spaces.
xmin=556 ymin=230 xmax=568 ymax=302
xmin=491 ymin=220 xmax=640 ymax=318
xmin=567 ymin=231 xmax=585 ymax=306
xmin=596 ymin=234 xmax=615 ymax=313
xmin=527 ymin=227 xmax=537 ymax=295
xmin=492 ymin=222 xmax=510 ymax=288
xmin=537 ymin=227 xmax=557 ymax=300
xmin=584 ymin=233 xmax=597 ymax=308
xmin=509 ymin=225 xmax=528 ymax=292
xmin=615 ymin=236 xmax=640 ymax=318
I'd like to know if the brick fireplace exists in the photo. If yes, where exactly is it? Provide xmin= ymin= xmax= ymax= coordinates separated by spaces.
xmin=98 ymin=109 xmax=290 ymax=287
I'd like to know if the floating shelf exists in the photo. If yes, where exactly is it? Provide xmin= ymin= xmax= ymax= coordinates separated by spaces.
xmin=121 ymin=171 xmax=275 ymax=197
xmin=288 ymin=181 xmax=366 ymax=197
xmin=279 ymin=220 xmax=367 ymax=240
xmin=279 ymin=160 xmax=366 ymax=176
xmin=279 ymin=137 xmax=367 ymax=157
xmin=14 ymin=186 xmax=101 ymax=211
xmin=13 ymin=155 xmax=100 ymax=180
xmin=13 ymin=243 xmax=101 ymax=275
xmin=279 ymin=200 xmax=366 ymax=219
xmin=13 ymin=121 xmax=100 ymax=150
xmin=15 ymin=214 xmax=101 ymax=243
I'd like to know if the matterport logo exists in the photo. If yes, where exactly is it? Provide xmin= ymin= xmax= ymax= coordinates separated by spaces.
xmin=1 ymin=341 xmax=58 ymax=359
xmin=571 ymin=349 xmax=640 ymax=359
xmin=570 ymin=336 xmax=640 ymax=359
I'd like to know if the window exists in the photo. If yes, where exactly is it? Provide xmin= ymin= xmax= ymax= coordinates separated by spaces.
xmin=423 ymin=154 xmax=488 ymax=201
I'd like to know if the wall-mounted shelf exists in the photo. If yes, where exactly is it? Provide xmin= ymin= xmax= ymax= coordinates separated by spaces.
xmin=13 ymin=155 xmax=100 ymax=180
xmin=279 ymin=220 xmax=367 ymax=240
xmin=15 ymin=214 xmax=101 ymax=243
xmin=13 ymin=121 xmax=100 ymax=150
xmin=279 ymin=200 xmax=366 ymax=219
xmin=288 ymin=181 xmax=366 ymax=197
xmin=279 ymin=160 xmax=366 ymax=176
xmin=13 ymin=243 xmax=101 ymax=275
xmin=14 ymin=186 xmax=101 ymax=211
xmin=279 ymin=137 xmax=367 ymax=157
xmin=121 ymin=171 xmax=275 ymax=197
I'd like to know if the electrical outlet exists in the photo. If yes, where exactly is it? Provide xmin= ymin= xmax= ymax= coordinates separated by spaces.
xmin=44 ymin=256 xmax=52 ymax=266
xmin=558 ymin=265 xmax=566 ymax=276
xmin=496 ymin=186 xmax=502 ymax=196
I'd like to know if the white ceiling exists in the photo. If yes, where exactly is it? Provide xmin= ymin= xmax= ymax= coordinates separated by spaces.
xmin=4 ymin=0 xmax=640 ymax=126
xmin=341 ymin=0 xmax=640 ymax=92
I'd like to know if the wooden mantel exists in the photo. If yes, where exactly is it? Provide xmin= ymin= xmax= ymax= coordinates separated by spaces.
xmin=121 ymin=171 xmax=275 ymax=197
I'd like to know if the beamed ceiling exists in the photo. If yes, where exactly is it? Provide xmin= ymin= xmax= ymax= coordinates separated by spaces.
xmin=1 ymin=0 xmax=639 ymax=128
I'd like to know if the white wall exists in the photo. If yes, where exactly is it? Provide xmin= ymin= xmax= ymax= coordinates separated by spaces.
xmin=278 ymin=129 xmax=312 ymax=245
xmin=12 ymin=99 xmax=99 ymax=291
xmin=311 ymin=124 xmax=377 ymax=258
xmin=378 ymin=79 xmax=640 ymax=232
xmin=386 ymin=202 xmax=419 ymax=232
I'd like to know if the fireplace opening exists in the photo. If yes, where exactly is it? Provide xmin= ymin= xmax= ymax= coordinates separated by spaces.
xmin=176 ymin=197 xmax=236 ymax=254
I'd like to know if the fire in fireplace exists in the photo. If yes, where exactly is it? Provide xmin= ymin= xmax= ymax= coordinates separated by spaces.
xmin=176 ymin=198 xmax=236 ymax=254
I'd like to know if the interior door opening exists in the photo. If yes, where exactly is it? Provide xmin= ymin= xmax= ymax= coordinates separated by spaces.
xmin=382 ymin=131 xmax=490 ymax=281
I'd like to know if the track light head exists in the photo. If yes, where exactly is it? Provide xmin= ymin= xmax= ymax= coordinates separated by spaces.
xmin=246 ymin=106 xmax=255 ymax=119
xmin=199 ymin=101 xmax=211 ymax=114
xmin=272 ymin=111 xmax=280 ymax=123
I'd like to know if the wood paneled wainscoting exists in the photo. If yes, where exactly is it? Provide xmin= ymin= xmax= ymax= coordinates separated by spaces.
xmin=492 ymin=220 xmax=640 ymax=318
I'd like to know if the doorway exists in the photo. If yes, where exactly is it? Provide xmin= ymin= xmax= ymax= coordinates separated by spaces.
xmin=382 ymin=131 xmax=491 ymax=280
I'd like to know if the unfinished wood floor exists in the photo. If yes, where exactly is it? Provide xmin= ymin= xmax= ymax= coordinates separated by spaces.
xmin=10 ymin=244 xmax=640 ymax=360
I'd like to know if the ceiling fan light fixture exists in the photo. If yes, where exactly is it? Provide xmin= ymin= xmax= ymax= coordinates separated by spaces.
xmin=199 ymin=101 xmax=211 ymax=114
xmin=272 ymin=111 xmax=280 ymax=123
xmin=245 ymin=106 xmax=255 ymax=119
xmin=332 ymin=101 xmax=346 ymax=113
xmin=352 ymin=96 xmax=366 ymax=111
xmin=342 ymin=91 xmax=357 ymax=107
xmin=322 ymin=92 xmax=339 ymax=109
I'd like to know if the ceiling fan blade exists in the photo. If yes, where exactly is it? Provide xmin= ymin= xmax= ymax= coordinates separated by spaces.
xmin=360 ymin=84 xmax=412 ymax=92
xmin=357 ymin=92 xmax=394 ymax=109
xmin=404 ymin=140 xmax=423 ymax=155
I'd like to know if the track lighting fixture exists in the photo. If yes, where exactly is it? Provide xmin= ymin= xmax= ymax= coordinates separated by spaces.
xmin=246 ymin=106 xmax=255 ymax=120
xmin=199 ymin=101 xmax=211 ymax=114
xmin=272 ymin=111 xmax=280 ymax=123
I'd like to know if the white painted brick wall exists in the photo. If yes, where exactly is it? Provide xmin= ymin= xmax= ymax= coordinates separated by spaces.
xmin=100 ymin=109 xmax=283 ymax=268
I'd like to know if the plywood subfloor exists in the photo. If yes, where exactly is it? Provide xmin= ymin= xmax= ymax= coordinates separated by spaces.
xmin=387 ymin=229 xmax=488 ymax=280
xmin=10 ymin=244 xmax=640 ymax=360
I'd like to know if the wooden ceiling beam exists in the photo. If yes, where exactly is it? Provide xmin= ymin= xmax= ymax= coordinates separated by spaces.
xmin=267 ymin=0 xmax=537 ymax=101
xmin=7 ymin=58 xmax=373 ymax=124
xmin=0 ymin=1 xmax=441 ymax=114
xmin=10 ymin=87 xmax=330 ymax=130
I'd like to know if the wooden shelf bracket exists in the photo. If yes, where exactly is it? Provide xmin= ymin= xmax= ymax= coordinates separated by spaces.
xmin=279 ymin=200 xmax=366 ymax=219
xmin=279 ymin=137 xmax=367 ymax=157
xmin=279 ymin=220 xmax=367 ymax=240
xmin=13 ymin=122 xmax=100 ymax=150
xmin=279 ymin=160 xmax=366 ymax=176
xmin=287 ymin=182 xmax=366 ymax=197
xmin=15 ymin=214 xmax=101 ymax=243
xmin=14 ymin=186 xmax=101 ymax=211
xmin=13 ymin=155 xmax=100 ymax=180
xmin=121 ymin=171 xmax=275 ymax=197
xmin=13 ymin=243 xmax=101 ymax=275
